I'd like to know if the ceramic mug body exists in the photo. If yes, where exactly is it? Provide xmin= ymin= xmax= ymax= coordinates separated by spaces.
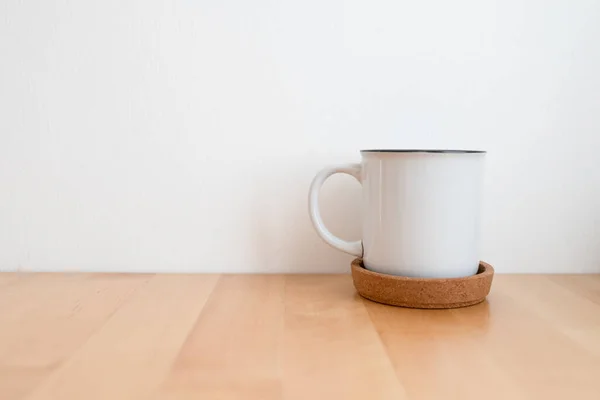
xmin=309 ymin=150 xmax=485 ymax=278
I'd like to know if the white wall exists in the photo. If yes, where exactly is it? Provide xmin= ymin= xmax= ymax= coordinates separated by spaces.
xmin=1 ymin=0 xmax=599 ymax=273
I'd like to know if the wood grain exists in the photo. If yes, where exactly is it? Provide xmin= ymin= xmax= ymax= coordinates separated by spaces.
xmin=0 ymin=272 xmax=599 ymax=400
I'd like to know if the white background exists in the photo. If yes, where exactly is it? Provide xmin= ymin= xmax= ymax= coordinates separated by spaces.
xmin=1 ymin=0 xmax=599 ymax=273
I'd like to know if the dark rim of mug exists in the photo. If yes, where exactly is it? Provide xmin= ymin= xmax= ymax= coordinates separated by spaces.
xmin=360 ymin=149 xmax=486 ymax=154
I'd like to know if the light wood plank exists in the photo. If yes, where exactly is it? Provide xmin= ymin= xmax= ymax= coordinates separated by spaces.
xmin=0 ymin=273 xmax=32 ymax=288
xmin=365 ymin=299 xmax=527 ymax=400
xmin=0 ymin=272 xmax=599 ymax=400
xmin=282 ymin=275 xmax=406 ymax=400
xmin=549 ymin=274 xmax=600 ymax=305
xmin=0 ymin=273 xmax=149 ymax=399
xmin=157 ymin=275 xmax=285 ymax=400
xmin=23 ymin=274 xmax=219 ymax=400
xmin=467 ymin=275 xmax=600 ymax=400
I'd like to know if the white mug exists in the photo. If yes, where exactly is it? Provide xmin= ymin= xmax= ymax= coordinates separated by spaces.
xmin=309 ymin=149 xmax=486 ymax=278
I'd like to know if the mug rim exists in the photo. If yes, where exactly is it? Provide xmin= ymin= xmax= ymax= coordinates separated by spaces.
xmin=360 ymin=149 xmax=486 ymax=154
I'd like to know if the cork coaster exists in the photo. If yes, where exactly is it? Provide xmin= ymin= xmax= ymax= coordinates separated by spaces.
xmin=351 ymin=259 xmax=494 ymax=309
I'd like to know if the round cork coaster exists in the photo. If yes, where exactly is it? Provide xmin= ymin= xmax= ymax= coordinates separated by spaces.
xmin=351 ymin=259 xmax=494 ymax=309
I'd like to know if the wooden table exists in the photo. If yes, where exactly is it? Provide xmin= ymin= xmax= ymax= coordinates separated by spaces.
xmin=1 ymin=273 xmax=599 ymax=399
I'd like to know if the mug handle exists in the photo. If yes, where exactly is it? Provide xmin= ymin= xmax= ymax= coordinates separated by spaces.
xmin=308 ymin=163 xmax=363 ymax=257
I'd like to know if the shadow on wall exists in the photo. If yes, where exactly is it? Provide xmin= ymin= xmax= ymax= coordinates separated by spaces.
xmin=251 ymin=158 xmax=362 ymax=273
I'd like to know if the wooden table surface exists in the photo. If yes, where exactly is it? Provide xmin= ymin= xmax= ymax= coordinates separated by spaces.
xmin=1 ymin=272 xmax=599 ymax=400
